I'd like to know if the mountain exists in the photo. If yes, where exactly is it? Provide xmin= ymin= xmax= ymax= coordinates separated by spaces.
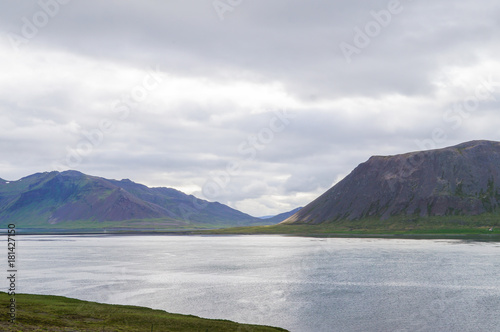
xmin=106 ymin=178 xmax=260 ymax=225
xmin=0 ymin=171 xmax=268 ymax=229
xmin=263 ymin=207 xmax=303 ymax=224
xmin=283 ymin=140 xmax=500 ymax=225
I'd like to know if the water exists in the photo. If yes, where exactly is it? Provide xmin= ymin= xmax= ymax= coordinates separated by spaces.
xmin=7 ymin=235 xmax=500 ymax=331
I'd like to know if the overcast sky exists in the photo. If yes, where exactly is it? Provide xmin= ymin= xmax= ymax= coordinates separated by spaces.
xmin=1 ymin=0 xmax=499 ymax=216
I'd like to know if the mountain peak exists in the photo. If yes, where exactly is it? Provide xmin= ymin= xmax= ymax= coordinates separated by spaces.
xmin=0 ymin=171 xmax=273 ymax=229
xmin=284 ymin=140 xmax=500 ymax=224
xmin=452 ymin=139 xmax=499 ymax=149
xmin=60 ymin=170 xmax=86 ymax=177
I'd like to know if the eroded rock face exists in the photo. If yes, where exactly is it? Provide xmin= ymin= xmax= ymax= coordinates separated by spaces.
xmin=284 ymin=140 xmax=500 ymax=224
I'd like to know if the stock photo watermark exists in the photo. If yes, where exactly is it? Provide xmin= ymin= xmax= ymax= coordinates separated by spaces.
xmin=203 ymin=109 xmax=295 ymax=199
xmin=383 ymin=74 xmax=499 ymax=192
xmin=7 ymin=0 xmax=72 ymax=51
xmin=213 ymin=0 xmax=243 ymax=21
xmin=177 ymin=109 xmax=295 ymax=221
xmin=52 ymin=66 xmax=165 ymax=171
xmin=7 ymin=224 xmax=17 ymax=323
xmin=339 ymin=0 xmax=412 ymax=64
xmin=415 ymin=75 xmax=499 ymax=151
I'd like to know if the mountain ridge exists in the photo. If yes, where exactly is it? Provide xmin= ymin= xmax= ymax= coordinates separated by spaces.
xmin=283 ymin=140 xmax=500 ymax=225
xmin=0 ymin=171 xmax=272 ymax=229
xmin=264 ymin=207 xmax=303 ymax=224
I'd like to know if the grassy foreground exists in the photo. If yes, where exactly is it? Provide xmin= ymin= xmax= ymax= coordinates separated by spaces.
xmin=0 ymin=292 xmax=288 ymax=332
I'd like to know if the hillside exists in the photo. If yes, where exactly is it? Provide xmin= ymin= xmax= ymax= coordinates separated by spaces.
xmin=0 ymin=292 xmax=287 ymax=332
xmin=283 ymin=140 xmax=500 ymax=225
xmin=264 ymin=207 xmax=303 ymax=224
xmin=0 ymin=171 xmax=268 ymax=229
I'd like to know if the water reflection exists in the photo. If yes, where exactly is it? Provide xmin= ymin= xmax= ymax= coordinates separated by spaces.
xmin=12 ymin=235 xmax=500 ymax=332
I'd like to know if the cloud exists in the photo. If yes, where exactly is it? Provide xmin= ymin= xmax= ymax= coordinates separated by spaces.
xmin=0 ymin=0 xmax=499 ymax=216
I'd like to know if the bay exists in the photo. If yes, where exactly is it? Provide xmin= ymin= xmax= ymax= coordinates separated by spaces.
xmin=10 ymin=235 xmax=500 ymax=332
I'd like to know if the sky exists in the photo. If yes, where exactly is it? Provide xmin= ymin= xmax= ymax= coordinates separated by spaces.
xmin=0 ymin=0 xmax=499 ymax=217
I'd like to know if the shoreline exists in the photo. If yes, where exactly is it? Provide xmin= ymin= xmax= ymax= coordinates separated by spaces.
xmin=0 ymin=292 xmax=287 ymax=332
xmin=6 ymin=228 xmax=500 ymax=241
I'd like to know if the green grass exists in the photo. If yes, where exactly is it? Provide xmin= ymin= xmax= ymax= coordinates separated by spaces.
xmin=13 ymin=212 xmax=500 ymax=239
xmin=199 ymin=214 xmax=500 ymax=239
xmin=0 ymin=292 xmax=288 ymax=332
xmin=16 ymin=218 xmax=256 ymax=235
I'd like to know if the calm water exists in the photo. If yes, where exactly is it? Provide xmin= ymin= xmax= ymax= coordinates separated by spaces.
xmin=7 ymin=235 xmax=500 ymax=332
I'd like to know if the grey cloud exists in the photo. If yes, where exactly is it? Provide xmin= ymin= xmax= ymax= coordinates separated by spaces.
xmin=5 ymin=0 xmax=496 ymax=98
xmin=1 ymin=0 xmax=499 ymax=215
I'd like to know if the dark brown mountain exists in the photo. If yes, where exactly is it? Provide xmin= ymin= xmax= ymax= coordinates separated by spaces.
xmin=283 ymin=140 xmax=500 ymax=224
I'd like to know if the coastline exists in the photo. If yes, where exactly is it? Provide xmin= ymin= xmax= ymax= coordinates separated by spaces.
xmin=7 ymin=228 xmax=500 ymax=241
xmin=0 ymin=292 xmax=288 ymax=332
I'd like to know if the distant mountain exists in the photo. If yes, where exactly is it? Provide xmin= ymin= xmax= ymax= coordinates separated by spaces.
xmin=106 ymin=178 xmax=261 ymax=226
xmin=283 ymin=140 xmax=500 ymax=225
xmin=263 ymin=207 xmax=302 ymax=224
xmin=0 ymin=171 xmax=271 ymax=229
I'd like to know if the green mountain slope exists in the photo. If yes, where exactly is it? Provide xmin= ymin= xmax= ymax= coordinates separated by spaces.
xmin=0 ymin=171 xmax=269 ymax=229
xmin=108 ymin=178 xmax=260 ymax=226
xmin=0 ymin=292 xmax=288 ymax=332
